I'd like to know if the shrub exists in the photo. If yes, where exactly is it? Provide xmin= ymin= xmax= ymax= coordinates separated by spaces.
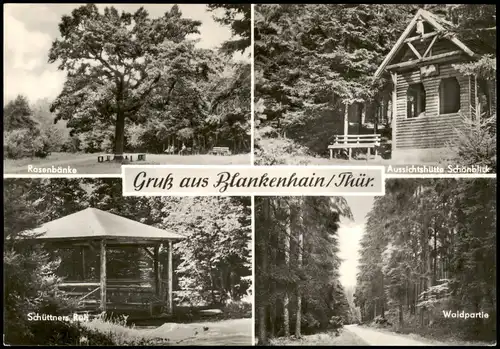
xmin=301 ymin=311 xmax=322 ymax=333
xmin=82 ymin=315 xmax=170 ymax=345
xmin=3 ymin=248 xmax=77 ymax=345
xmin=222 ymin=300 xmax=252 ymax=319
xmin=28 ymin=320 xmax=116 ymax=346
xmin=254 ymin=137 xmax=315 ymax=165
xmin=444 ymin=112 xmax=496 ymax=171
xmin=61 ymin=136 xmax=81 ymax=153
xmin=3 ymin=129 xmax=44 ymax=159
xmin=372 ymin=315 xmax=392 ymax=327
xmin=329 ymin=315 xmax=344 ymax=329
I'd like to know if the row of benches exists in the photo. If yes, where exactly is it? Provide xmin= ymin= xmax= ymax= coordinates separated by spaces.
xmin=97 ymin=153 xmax=146 ymax=163
xmin=97 ymin=147 xmax=232 ymax=162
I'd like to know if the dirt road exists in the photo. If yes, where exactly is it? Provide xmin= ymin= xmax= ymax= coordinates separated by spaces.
xmin=344 ymin=324 xmax=438 ymax=346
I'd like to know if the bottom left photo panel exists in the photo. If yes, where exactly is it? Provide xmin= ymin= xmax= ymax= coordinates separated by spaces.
xmin=3 ymin=178 xmax=253 ymax=346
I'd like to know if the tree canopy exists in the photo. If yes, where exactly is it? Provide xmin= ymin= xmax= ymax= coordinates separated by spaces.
xmin=208 ymin=4 xmax=251 ymax=56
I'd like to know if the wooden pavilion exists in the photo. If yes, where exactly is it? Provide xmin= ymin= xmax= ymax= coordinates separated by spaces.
xmin=29 ymin=207 xmax=185 ymax=316
xmin=373 ymin=8 xmax=496 ymax=162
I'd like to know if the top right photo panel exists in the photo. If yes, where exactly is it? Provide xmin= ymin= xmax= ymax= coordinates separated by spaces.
xmin=253 ymin=4 xmax=496 ymax=173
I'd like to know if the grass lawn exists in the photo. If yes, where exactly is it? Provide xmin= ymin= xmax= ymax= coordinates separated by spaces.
xmin=4 ymin=152 xmax=251 ymax=175
xmin=255 ymin=153 xmax=444 ymax=168
xmin=83 ymin=317 xmax=252 ymax=346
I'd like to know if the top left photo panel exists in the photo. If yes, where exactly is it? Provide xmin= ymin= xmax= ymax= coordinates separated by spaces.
xmin=4 ymin=3 xmax=251 ymax=175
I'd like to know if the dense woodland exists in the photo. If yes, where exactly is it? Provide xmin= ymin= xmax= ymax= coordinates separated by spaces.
xmin=355 ymin=179 xmax=496 ymax=341
xmin=254 ymin=4 xmax=496 ymax=164
xmin=4 ymin=4 xmax=250 ymax=160
xmin=4 ymin=178 xmax=251 ymax=345
xmin=255 ymin=197 xmax=354 ymax=345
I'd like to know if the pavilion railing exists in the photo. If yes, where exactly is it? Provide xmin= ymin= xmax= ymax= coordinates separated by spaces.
xmin=57 ymin=280 xmax=172 ymax=314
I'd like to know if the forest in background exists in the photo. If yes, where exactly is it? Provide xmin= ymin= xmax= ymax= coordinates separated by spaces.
xmin=355 ymin=178 xmax=496 ymax=342
xmin=4 ymin=178 xmax=251 ymax=345
xmin=4 ymin=4 xmax=251 ymax=160
xmin=255 ymin=196 xmax=355 ymax=345
xmin=254 ymin=4 xmax=496 ymax=166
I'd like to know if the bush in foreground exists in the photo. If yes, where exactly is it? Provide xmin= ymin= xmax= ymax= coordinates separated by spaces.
xmin=443 ymin=113 xmax=496 ymax=172
xmin=254 ymin=137 xmax=316 ymax=165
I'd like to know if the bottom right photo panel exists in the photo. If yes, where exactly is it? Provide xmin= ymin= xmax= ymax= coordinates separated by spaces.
xmin=254 ymin=178 xmax=496 ymax=346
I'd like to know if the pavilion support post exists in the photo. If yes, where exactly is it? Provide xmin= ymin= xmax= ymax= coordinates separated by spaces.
xmin=391 ymin=72 xmax=398 ymax=156
xmin=167 ymin=240 xmax=173 ymax=314
xmin=154 ymin=245 xmax=161 ymax=296
xmin=81 ymin=246 xmax=86 ymax=280
xmin=99 ymin=239 xmax=107 ymax=312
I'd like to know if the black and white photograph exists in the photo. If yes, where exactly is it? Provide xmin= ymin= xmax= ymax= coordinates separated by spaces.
xmin=3 ymin=3 xmax=498 ymax=348
xmin=254 ymin=5 xmax=496 ymax=171
xmin=4 ymin=178 xmax=252 ymax=345
xmin=254 ymin=178 xmax=496 ymax=345
xmin=3 ymin=4 xmax=251 ymax=175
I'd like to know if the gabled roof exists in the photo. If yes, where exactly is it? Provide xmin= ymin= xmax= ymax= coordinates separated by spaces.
xmin=374 ymin=9 xmax=476 ymax=79
xmin=30 ymin=207 xmax=185 ymax=242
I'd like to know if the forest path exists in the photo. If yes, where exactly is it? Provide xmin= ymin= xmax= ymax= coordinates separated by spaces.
xmin=344 ymin=324 xmax=442 ymax=346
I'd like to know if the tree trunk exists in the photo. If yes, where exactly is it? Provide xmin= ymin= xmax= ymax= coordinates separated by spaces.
xmin=283 ymin=201 xmax=290 ymax=337
xmin=113 ymin=110 xmax=125 ymax=161
xmin=399 ymin=304 xmax=404 ymax=328
xmin=433 ymin=223 xmax=437 ymax=285
xmin=258 ymin=198 xmax=269 ymax=345
xmin=295 ymin=205 xmax=303 ymax=338
xmin=269 ymin=226 xmax=277 ymax=338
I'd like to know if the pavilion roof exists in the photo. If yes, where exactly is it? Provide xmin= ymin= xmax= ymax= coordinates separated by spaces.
xmin=30 ymin=207 xmax=185 ymax=242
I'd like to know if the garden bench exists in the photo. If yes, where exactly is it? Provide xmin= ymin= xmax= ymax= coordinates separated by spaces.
xmin=328 ymin=134 xmax=381 ymax=160
xmin=97 ymin=154 xmax=114 ymax=162
xmin=209 ymin=146 xmax=231 ymax=156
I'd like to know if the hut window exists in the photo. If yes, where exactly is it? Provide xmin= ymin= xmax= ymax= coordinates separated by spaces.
xmin=439 ymin=77 xmax=461 ymax=114
xmin=407 ymin=83 xmax=426 ymax=118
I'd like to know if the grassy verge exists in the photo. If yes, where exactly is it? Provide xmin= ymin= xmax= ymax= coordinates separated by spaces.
xmin=81 ymin=315 xmax=170 ymax=345
xmin=267 ymin=328 xmax=368 ymax=346
xmin=4 ymin=153 xmax=251 ymax=174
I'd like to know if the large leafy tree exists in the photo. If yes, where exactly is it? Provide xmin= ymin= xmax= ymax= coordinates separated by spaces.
xmin=49 ymin=4 xmax=211 ymax=160
xmin=208 ymin=4 xmax=251 ymax=55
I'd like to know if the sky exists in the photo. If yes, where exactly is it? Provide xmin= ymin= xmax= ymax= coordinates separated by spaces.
xmin=3 ymin=3 xmax=247 ymax=105
xmin=337 ymin=196 xmax=375 ymax=289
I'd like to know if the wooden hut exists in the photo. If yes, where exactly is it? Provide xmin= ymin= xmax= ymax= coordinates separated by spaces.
xmin=29 ymin=207 xmax=185 ymax=316
xmin=374 ymin=9 xmax=496 ymax=163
